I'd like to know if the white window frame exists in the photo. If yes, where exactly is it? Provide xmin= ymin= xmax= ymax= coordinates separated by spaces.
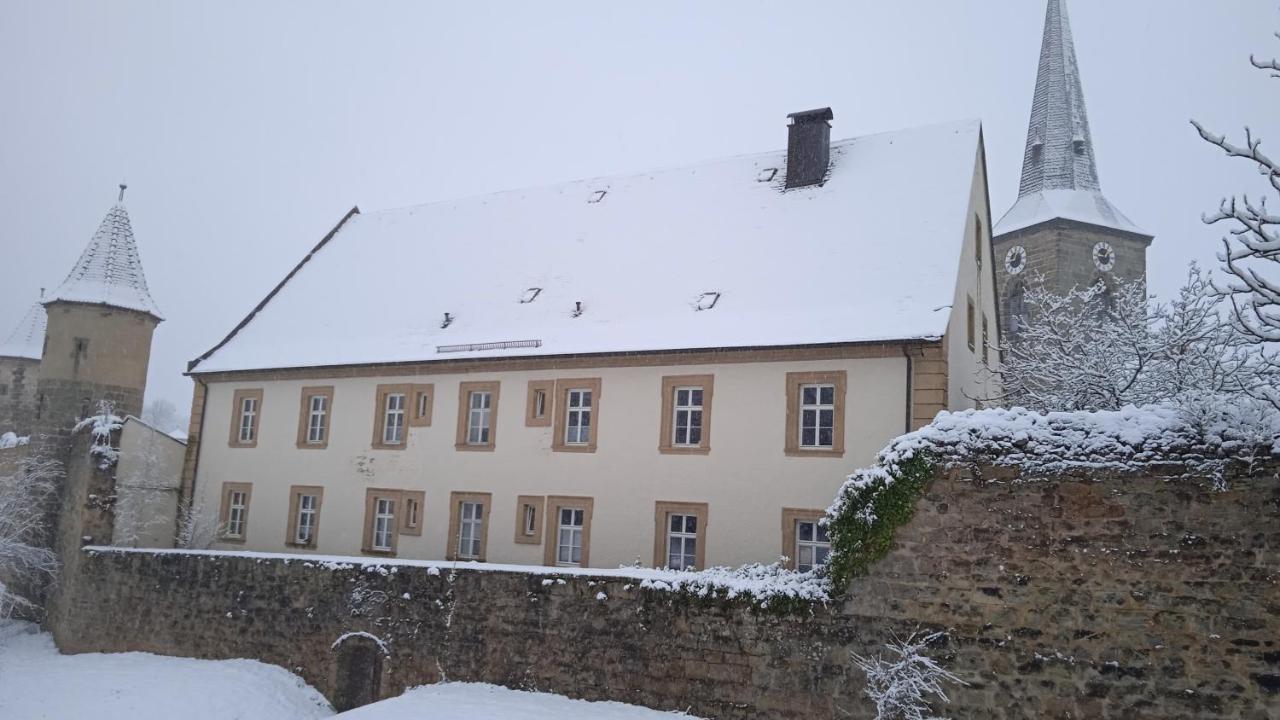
xmin=373 ymin=498 xmax=396 ymax=551
xmin=306 ymin=394 xmax=328 ymax=444
xmin=227 ymin=491 xmax=247 ymax=538
xmin=383 ymin=393 xmax=406 ymax=445
xmin=533 ymin=389 xmax=547 ymax=419
xmin=416 ymin=391 xmax=430 ymax=420
xmin=405 ymin=496 xmax=420 ymax=530
xmin=798 ymin=383 xmax=835 ymax=449
xmin=238 ymin=397 xmax=257 ymax=443
xmin=795 ymin=520 xmax=831 ymax=573
xmin=564 ymin=388 xmax=592 ymax=445
xmin=556 ymin=507 xmax=584 ymax=566
xmin=467 ymin=391 xmax=492 ymax=445
xmin=457 ymin=500 xmax=484 ymax=560
xmin=522 ymin=503 xmax=537 ymax=537
xmin=666 ymin=512 xmax=698 ymax=570
xmin=672 ymin=386 xmax=704 ymax=447
xmin=295 ymin=493 xmax=318 ymax=545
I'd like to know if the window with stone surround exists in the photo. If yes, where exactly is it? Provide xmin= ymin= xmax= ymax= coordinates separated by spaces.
xmin=229 ymin=389 xmax=263 ymax=448
xmin=218 ymin=481 xmax=252 ymax=543
xmin=784 ymin=371 xmax=846 ymax=457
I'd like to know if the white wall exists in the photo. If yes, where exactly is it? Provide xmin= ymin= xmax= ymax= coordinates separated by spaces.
xmin=194 ymin=353 xmax=909 ymax=568
xmin=114 ymin=418 xmax=184 ymax=548
xmin=946 ymin=138 xmax=1001 ymax=410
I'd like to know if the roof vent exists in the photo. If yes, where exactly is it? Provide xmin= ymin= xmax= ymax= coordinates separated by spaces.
xmin=441 ymin=312 xmax=454 ymax=329
xmin=588 ymin=190 xmax=607 ymax=204
xmin=756 ymin=168 xmax=778 ymax=183
xmin=571 ymin=301 xmax=584 ymax=318
xmin=519 ymin=287 xmax=542 ymax=304
xmin=785 ymin=107 xmax=833 ymax=189
xmin=695 ymin=292 xmax=721 ymax=311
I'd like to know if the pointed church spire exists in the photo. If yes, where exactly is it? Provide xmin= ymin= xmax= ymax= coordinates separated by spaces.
xmin=45 ymin=191 xmax=164 ymax=320
xmin=0 ymin=301 xmax=48 ymax=360
xmin=996 ymin=0 xmax=1147 ymax=237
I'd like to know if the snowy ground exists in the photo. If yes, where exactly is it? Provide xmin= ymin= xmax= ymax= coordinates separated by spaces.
xmin=0 ymin=621 xmax=697 ymax=719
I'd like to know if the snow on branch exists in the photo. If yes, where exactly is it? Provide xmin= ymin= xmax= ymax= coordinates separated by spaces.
xmin=74 ymin=401 xmax=123 ymax=470
xmin=0 ymin=457 xmax=61 ymax=619
xmin=850 ymin=631 xmax=967 ymax=720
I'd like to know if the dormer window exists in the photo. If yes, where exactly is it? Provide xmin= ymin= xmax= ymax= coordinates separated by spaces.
xmin=695 ymin=292 xmax=721 ymax=311
xmin=1030 ymin=142 xmax=1044 ymax=165
xmin=519 ymin=287 xmax=542 ymax=304
xmin=756 ymin=168 xmax=778 ymax=182
xmin=1073 ymin=139 xmax=1086 ymax=156
xmin=587 ymin=190 xmax=607 ymax=204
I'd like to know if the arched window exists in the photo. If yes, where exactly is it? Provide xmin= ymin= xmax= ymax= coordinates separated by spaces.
xmin=1006 ymin=281 xmax=1027 ymax=336
xmin=1094 ymin=278 xmax=1115 ymax=316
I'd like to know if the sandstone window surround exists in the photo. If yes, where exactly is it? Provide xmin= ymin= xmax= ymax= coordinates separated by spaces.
xmin=400 ymin=490 xmax=425 ymax=537
xmin=285 ymin=485 xmax=324 ymax=548
xmin=409 ymin=383 xmax=434 ymax=428
xmin=652 ymin=501 xmax=708 ymax=570
xmin=456 ymin=381 xmax=500 ymax=451
xmin=295 ymin=386 xmax=334 ymax=449
xmin=525 ymin=379 xmax=554 ymax=427
xmin=371 ymin=384 xmax=412 ymax=450
xmin=362 ymin=488 xmax=419 ymax=555
xmin=543 ymin=496 xmax=594 ymax=567
xmin=513 ymin=495 xmax=544 ymax=545
xmin=974 ymin=214 xmax=984 ymax=271
xmin=658 ymin=374 xmax=714 ymax=455
xmin=967 ymin=296 xmax=976 ymax=352
xmin=228 ymin=388 xmax=263 ymax=448
xmin=551 ymin=378 xmax=601 ymax=453
xmin=784 ymin=370 xmax=847 ymax=458
xmin=781 ymin=508 xmax=830 ymax=572
xmin=446 ymin=491 xmax=492 ymax=561
xmin=218 ymin=481 xmax=252 ymax=543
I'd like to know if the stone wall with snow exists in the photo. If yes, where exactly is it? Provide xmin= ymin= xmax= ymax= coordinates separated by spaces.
xmin=48 ymin=460 xmax=1280 ymax=720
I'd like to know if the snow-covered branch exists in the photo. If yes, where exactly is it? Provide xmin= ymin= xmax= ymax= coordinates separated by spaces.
xmin=850 ymin=631 xmax=966 ymax=720
xmin=0 ymin=457 xmax=61 ymax=619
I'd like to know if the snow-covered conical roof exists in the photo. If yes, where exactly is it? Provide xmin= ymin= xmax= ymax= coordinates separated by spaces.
xmin=0 ymin=302 xmax=47 ymax=360
xmin=46 ymin=201 xmax=163 ymax=319
xmin=996 ymin=0 xmax=1148 ymax=237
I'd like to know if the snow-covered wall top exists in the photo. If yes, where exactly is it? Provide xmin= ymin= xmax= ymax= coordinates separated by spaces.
xmin=46 ymin=203 xmax=163 ymax=320
xmin=192 ymin=120 xmax=982 ymax=373
xmin=0 ymin=302 xmax=46 ymax=360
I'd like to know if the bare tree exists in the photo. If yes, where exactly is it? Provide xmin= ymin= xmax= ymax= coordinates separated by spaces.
xmin=850 ymin=632 xmax=966 ymax=720
xmin=142 ymin=398 xmax=185 ymax=435
xmin=0 ymin=457 xmax=60 ymax=619
xmin=1191 ymin=28 xmax=1280 ymax=349
xmin=175 ymin=495 xmax=221 ymax=550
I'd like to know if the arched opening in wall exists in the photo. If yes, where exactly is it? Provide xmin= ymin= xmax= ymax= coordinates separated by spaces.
xmin=1093 ymin=278 xmax=1115 ymax=318
xmin=331 ymin=633 xmax=385 ymax=712
xmin=1005 ymin=281 xmax=1028 ymax=337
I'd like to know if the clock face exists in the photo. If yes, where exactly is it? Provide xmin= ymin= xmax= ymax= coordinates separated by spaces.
xmin=1093 ymin=242 xmax=1116 ymax=272
xmin=1004 ymin=245 xmax=1027 ymax=275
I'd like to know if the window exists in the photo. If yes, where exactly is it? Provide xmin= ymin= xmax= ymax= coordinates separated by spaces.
xmin=982 ymin=315 xmax=990 ymax=365
xmin=400 ymin=490 xmax=425 ymax=536
xmin=564 ymin=389 xmax=592 ymax=445
xmin=525 ymin=380 xmax=554 ymax=427
xmin=286 ymin=485 xmax=324 ymax=547
xmin=799 ymin=384 xmax=835 ymax=449
xmin=456 ymin=381 xmax=500 ymax=450
xmin=362 ymin=488 xmax=404 ymax=554
xmin=795 ymin=520 xmax=831 ymax=572
xmin=383 ymin=393 xmax=406 ymax=445
xmin=781 ymin=509 xmax=830 ymax=572
xmin=218 ymin=482 xmax=252 ymax=542
xmin=652 ymin=501 xmax=707 ymax=569
xmin=542 ymin=496 xmax=593 ymax=566
xmin=229 ymin=389 xmax=263 ymax=447
xmin=967 ymin=296 xmax=976 ymax=352
xmin=659 ymin=375 xmax=714 ymax=454
xmin=409 ymin=383 xmax=434 ymax=427
xmin=447 ymin=492 xmax=491 ymax=561
xmin=372 ymin=384 xmax=412 ymax=450
xmin=784 ymin=371 xmax=846 ymax=457
xmin=552 ymin=378 xmax=601 ymax=453
xmin=514 ymin=495 xmax=544 ymax=545
xmin=1007 ymin=281 xmax=1028 ymax=336
xmin=974 ymin=215 xmax=983 ymax=269
xmin=296 ymin=386 xmax=333 ymax=449
xmin=373 ymin=499 xmax=395 ymax=551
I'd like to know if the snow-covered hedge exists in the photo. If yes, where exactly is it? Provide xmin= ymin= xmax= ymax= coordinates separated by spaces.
xmin=0 ymin=432 xmax=28 ymax=450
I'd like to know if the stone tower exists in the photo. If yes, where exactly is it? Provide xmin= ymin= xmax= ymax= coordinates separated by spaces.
xmin=992 ymin=0 xmax=1153 ymax=336
xmin=33 ymin=190 xmax=163 ymax=455
xmin=0 ymin=301 xmax=46 ymax=436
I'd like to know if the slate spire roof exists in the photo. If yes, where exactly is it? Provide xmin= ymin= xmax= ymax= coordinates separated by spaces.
xmin=46 ymin=199 xmax=163 ymax=320
xmin=995 ymin=0 xmax=1148 ymax=237
xmin=0 ymin=301 xmax=47 ymax=361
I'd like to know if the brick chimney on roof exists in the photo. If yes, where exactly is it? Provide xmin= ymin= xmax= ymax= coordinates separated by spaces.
xmin=785 ymin=107 xmax=833 ymax=189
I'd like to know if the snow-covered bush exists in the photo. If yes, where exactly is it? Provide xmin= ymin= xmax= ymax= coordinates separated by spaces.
xmin=0 ymin=432 xmax=28 ymax=450
xmin=994 ymin=266 xmax=1278 ymax=412
xmin=73 ymin=401 xmax=123 ymax=471
xmin=850 ymin=631 xmax=966 ymax=720
xmin=0 ymin=457 xmax=60 ymax=618
xmin=637 ymin=561 xmax=829 ymax=611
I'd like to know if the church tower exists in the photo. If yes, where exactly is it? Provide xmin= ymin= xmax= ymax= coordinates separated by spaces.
xmin=0 ymin=300 xmax=46 ymax=435
xmin=33 ymin=186 xmax=163 ymax=453
xmin=993 ymin=0 xmax=1153 ymax=336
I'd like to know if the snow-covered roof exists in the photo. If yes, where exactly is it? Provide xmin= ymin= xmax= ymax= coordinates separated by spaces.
xmin=0 ymin=302 xmax=46 ymax=360
xmin=191 ymin=119 xmax=983 ymax=374
xmin=46 ymin=203 xmax=163 ymax=320
xmin=995 ymin=0 xmax=1148 ymax=238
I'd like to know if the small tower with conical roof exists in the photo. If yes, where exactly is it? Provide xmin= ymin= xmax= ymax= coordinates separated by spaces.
xmin=33 ymin=186 xmax=163 ymax=451
xmin=993 ymin=0 xmax=1153 ymax=337
xmin=0 ymin=300 xmax=47 ymax=435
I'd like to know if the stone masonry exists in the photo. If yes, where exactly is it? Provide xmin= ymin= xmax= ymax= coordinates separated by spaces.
xmin=48 ymin=462 xmax=1280 ymax=719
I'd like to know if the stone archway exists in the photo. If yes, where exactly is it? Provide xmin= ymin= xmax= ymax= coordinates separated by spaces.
xmin=331 ymin=633 xmax=386 ymax=711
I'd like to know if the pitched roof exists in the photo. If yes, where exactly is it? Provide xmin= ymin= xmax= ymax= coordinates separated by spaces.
xmin=190 ymin=119 xmax=983 ymax=374
xmin=0 ymin=301 xmax=47 ymax=360
xmin=995 ymin=0 xmax=1147 ymax=237
xmin=46 ymin=202 xmax=163 ymax=319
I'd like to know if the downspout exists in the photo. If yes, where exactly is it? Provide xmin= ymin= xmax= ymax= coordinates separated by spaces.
xmin=902 ymin=345 xmax=914 ymax=435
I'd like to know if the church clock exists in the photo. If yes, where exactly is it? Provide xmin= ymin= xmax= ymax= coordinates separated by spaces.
xmin=1092 ymin=242 xmax=1116 ymax=272
xmin=1004 ymin=245 xmax=1027 ymax=275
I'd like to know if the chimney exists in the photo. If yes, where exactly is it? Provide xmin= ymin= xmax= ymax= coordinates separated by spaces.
xmin=785 ymin=107 xmax=834 ymax=189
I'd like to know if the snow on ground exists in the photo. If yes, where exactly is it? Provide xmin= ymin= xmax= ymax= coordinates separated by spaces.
xmin=0 ymin=621 xmax=332 ymax=720
xmin=336 ymin=683 xmax=699 ymax=719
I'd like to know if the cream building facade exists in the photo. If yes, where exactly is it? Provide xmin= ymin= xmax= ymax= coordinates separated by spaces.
xmin=183 ymin=112 xmax=1000 ymax=570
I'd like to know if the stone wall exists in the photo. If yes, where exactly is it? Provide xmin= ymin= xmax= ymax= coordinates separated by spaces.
xmin=0 ymin=356 xmax=39 ymax=436
xmin=49 ymin=465 xmax=1280 ymax=719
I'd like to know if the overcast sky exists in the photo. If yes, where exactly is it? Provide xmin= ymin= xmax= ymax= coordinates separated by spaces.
xmin=1 ymin=0 xmax=1276 ymax=413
